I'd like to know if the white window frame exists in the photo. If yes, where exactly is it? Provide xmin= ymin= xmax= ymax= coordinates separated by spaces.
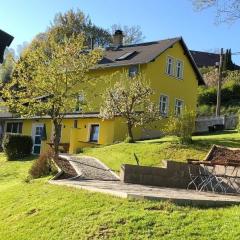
xmin=175 ymin=98 xmax=184 ymax=116
xmin=159 ymin=94 xmax=169 ymax=116
xmin=176 ymin=60 xmax=184 ymax=79
xmin=5 ymin=121 xmax=23 ymax=134
xmin=75 ymin=93 xmax=85 ymax=112
xmin=88 ymin=123 xmax=100 ymax=143
xmin=166 ymin=56 xmax=174 ymax=76
xmin=31 ymin=123 xmax=44 ymax=155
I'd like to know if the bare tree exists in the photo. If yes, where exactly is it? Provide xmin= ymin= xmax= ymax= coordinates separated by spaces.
xmin=111 ymin=24 xmax=145 ymax=44
xmin=192 ymin=0 xmax=240 ymax=23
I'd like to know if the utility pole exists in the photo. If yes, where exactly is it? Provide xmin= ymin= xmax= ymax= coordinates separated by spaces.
xmin=216 ymin=48 xmax=224 ymax=117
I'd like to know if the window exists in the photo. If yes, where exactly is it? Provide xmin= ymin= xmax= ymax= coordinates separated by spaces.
xmin=175 ymin=99 xmax=184 ymax=116
xmin=166 ymin=57 xmax=174 ymax=76
xmin=116 ymin=51 xmax=136 ymax=61
xmin=74 ymin=120 xmax=78 ymax=128
xmin=176 ymin=60 xmax=183 ymax=79
xmin=6 ymin=122 xmax=23 ymax=134
xmin=159 ymin=95 xmax=169 ymax=116
xmin=89 ymin=124 xmax=99 ymax=143
xmin=75 ymin=94 xmax=84 ymax=112
xmin=129 ymin=65 xmax=138 ymax=77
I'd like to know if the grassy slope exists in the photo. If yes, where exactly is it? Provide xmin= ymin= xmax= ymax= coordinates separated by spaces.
xmin=81 ymin=131 xmax=240 ymax=171
xmin=0 ymin=154 xmax=240 ymax=239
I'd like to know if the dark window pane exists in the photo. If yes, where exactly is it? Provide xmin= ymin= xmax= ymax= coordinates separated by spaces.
xmin=6 ymin=123 xmax=12 ymax=133
xmin=35 ymin=136 xmax=41 ymax=145
xmin=18 ymin=123 xmax=23 ymax=133
xmin=33 ymin=146 xmax=41 ymax=154
xmin=12 ymin=123 xmax=18 ymax=133
xmin=74 ymin=120 xmax=78 ymax=128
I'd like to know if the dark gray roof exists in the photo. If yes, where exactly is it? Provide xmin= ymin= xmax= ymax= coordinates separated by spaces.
xmin=0 ymin=29 xmax=14 ymax=63
xmin=190 ymin=50 xmax=240 ymax=70
xmin=98 ymin=37 xmax=181 ymax=68
xmin=96 ymin=37 xmax=204 ymax=85
xmin=190 ymin=50 xmax=220 ymax=68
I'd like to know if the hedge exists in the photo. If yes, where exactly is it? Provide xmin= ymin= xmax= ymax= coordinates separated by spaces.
xmin=3 ymin=134 xmax=33 ymax=160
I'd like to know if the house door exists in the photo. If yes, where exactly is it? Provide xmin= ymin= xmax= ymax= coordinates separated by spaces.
xmin=32 ymin=124 xmax=44 ymax=154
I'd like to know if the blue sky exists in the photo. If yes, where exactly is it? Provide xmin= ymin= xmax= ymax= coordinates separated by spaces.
xmin=1 ymin=0 xmax=240 ymax=63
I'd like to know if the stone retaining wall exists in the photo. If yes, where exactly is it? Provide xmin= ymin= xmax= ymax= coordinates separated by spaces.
xmin=120 ymin=161 xmax=198 ymax=189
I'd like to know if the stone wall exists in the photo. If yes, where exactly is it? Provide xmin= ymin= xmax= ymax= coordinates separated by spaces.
xmin=195 ymin=115 xmax=238 ymax=133
xmin=120 ymin=161 xmax=198 ymax=189
xmin=225 ymin=115 xmax=239 ymax=130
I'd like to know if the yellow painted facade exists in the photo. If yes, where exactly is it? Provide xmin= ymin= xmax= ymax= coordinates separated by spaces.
xmin=5 ymin=40 xmax=200 ymax=154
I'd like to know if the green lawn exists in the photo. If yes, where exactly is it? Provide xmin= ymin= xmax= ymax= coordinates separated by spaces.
xmin=1 ymin=132 xmax=240 ymax=239
xmin=81 ymin=131 xmax=240 ymax=171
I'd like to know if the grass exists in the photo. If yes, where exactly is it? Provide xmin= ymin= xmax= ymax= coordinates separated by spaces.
xmin=1 ymin=132 xmax=240 ymax=239
xmin=80 ymin=131 xmax=240 ymax=171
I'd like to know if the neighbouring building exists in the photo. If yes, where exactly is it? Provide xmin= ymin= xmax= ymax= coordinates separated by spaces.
xmin=3 ymin=31 xmax=204 ymax=154
xmin=190 ymin=50 xmax=240 ymax=69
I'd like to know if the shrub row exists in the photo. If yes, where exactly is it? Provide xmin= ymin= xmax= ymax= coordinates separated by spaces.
xmin=198 ymin=82 xmax=240 ymax=106
xmin=3 ymin=134 xmax=33 ymax=160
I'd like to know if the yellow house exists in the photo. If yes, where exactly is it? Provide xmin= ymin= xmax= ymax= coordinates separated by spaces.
xmin=4 ymin=32 xmax=204 ymax=154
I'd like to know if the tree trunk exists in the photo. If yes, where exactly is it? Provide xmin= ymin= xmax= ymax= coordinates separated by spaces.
xmin=127 ymin=122 xmax=134 ymax=143
xmin=53 ymin=119 xmax=61 ymax=161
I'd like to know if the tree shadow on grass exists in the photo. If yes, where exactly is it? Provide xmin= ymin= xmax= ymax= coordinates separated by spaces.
xmin=193 ymin=130 xmax=238 ymax=136
xmin=194 ymin=139 xmax=240 ymax=149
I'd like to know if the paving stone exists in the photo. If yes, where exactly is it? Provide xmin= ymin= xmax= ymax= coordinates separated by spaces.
xmin=50 ymin=179 xmax=240 ymax=207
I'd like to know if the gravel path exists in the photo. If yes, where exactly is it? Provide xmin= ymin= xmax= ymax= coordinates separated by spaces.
xmin=58 ymin=154 xmax=119 ymax=181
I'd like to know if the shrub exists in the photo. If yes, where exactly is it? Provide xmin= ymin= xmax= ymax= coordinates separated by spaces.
xmin=3 ymin=134 xmax=33 ymax=160
xmin=197 ymin=104 xmax=215 ymax=116
xmin=29 ymin=150 xmax=57 ymax=179
xmin=76 ymin=148 xmax=83 ymax=154
xmin=237 ymin=113 xmax=240 ymax=133
xmin=164 ymin=110 xmax=196 ymax=145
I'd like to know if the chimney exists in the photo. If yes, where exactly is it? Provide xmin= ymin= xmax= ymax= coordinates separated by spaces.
xmin=113 ymin=30 xmax=124 ymax=47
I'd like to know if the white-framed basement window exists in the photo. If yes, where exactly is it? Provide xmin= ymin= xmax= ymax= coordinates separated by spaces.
xmin=175 ymin=99 xmax=184 ymax=116
xmin=159 ymin=95 xmax=169 ymax=116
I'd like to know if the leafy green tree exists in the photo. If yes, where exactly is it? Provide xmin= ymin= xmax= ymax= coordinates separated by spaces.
xmin=1 ymin=32 xmax=102 ymax=159
xmin=0 ymin=50 xmax=15 ymax=84
xmin=50 ymin=9 xmax=111 ymax=47
xmin=100 ymin=72 xmax=160 ymax=142
xmin=223 ymin=49 xmax=236 ymax=71
xmin=50 ymin=9 xmax=145 ymax=47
